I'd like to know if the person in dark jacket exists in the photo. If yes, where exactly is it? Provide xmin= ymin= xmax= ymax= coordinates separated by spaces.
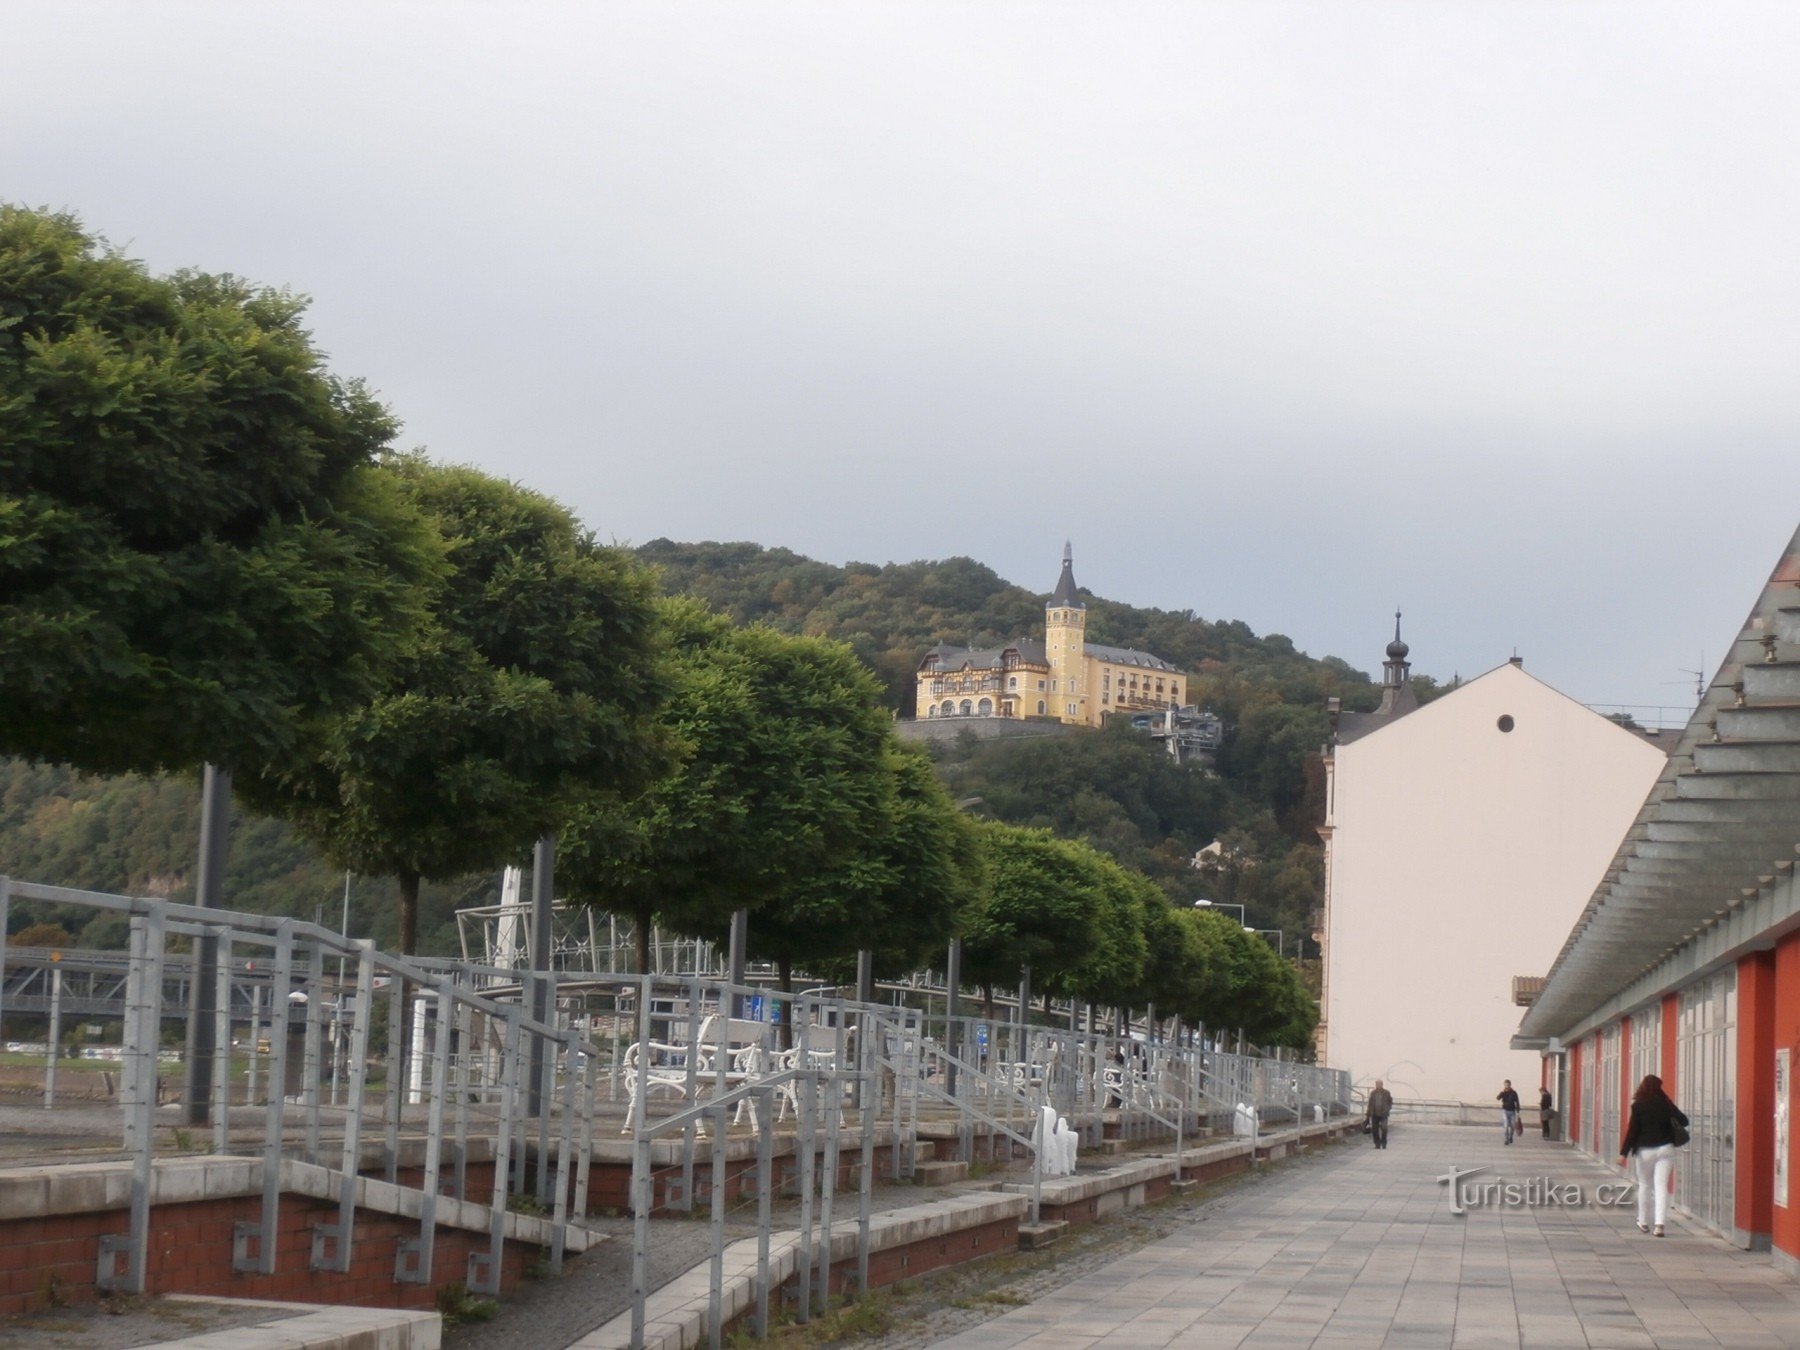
xmin=1365 ymin=1080 xmax=1393 ymax=1149
xmin=1619 ymin=1073 xmax=1688 ymax=1236
xmin=1539 ymin=1086 xmax=1554 ymax=1139
xmin=1497 ymin=1080 xmax=1521 ymax=1144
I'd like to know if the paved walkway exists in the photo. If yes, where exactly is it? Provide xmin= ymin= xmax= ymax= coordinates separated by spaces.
xmin=927 ymin=1124 xmax=1800 ymax=1348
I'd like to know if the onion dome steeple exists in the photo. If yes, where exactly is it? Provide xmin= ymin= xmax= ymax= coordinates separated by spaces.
xmin=1386 ymin=611 xmax=1409 ymax=665
xmin=1379 ymin=610 xmax=1415 ymax=714
xmin=1049 ymin=541 xmax=1084 ymax=609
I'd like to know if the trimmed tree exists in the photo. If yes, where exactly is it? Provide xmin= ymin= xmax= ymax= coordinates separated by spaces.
xmin=0 ymin=205 xmax=436 ymax=773
xmin=557 ymin=605 xmax=902 ymax=975
xmin=242 ymin=460 xmax=667 ymax=952
xmin=958 ymin=821 xmax=1107 ymax=1013
xmin=747 ymin=745 xmax=978 ymax=988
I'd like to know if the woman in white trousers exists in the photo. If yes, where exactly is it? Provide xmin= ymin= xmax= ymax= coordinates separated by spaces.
xmin=1618 ymin=1074 xmax=1688 ymax=1237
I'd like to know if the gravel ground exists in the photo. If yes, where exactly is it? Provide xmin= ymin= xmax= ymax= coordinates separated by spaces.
xmin=446 ymin=1173 xmax=1000 ymax=1350
xmin=0 ymin=1295 xmax=279 ymax=1348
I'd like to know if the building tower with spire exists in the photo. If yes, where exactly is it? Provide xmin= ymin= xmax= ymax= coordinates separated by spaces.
xmin=1046 ymin=542 xmax=1088 ymax=724
xmin=1378 ymin=611 xmax=1417 ymax=717
xmin=912 ymin=544 xmax=1185 ymax=728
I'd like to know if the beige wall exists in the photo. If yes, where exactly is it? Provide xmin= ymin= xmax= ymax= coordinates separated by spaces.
xmin=1321 ymin=662 xmax=1666 ymax=1105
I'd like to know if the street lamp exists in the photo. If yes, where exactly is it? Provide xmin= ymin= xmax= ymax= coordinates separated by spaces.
xmin=1192 ymin=898 xmax=1246 ymax=925
xmin=1249 ymin=928 xmax=1285 ymax=957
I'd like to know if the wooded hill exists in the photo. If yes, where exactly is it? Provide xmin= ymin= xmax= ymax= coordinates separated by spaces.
xmin=635 ymin=541 xmax=1443 ymax=946
xmin=0 ymin=540 xmax=1434 ymax=959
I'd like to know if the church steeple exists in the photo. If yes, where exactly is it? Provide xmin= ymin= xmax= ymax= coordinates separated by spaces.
xmin=1378 ymin=611 xmax=1416 ymax=716
xmin=1383 ymin=611 xmax=1410 ymax=687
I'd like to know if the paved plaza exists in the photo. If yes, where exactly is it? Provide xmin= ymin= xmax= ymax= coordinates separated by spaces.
xmin=928 ymin=1124 xmax=1800 ymax=1349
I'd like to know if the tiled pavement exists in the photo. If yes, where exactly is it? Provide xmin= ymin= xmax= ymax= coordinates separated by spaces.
xmin=927 ymin=1123 xmax=1800 ymax=1348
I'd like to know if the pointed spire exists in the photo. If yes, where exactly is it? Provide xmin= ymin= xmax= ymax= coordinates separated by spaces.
xmin=1386 ymin=610 xmax=1409 ymax=662
xmin=1049 ymin=541 xmax=1083 ymax=609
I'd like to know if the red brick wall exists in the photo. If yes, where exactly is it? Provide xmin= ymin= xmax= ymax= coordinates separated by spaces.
xmin=586 ymin=1144 xmax=899 ymax=1217
xmin=812 ymin=1216 xmax=1020 ymax=1298
xmin=0 ymin=1190 xmax=535 ymax=1318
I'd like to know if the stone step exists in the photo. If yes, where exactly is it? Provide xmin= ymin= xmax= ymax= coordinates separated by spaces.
xmin=913 ymin=1159 xmax=970 ymax=1185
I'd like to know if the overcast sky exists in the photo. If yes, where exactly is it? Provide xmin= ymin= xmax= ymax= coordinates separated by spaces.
xmin=8 ymin=2 xmax=1796 ymax=721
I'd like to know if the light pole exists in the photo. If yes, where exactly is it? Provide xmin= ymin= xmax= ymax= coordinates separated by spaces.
xmin=1249 ymin=928 xmax=1285 ymax=957
xmin=1192 ymin=898 xmax=1246 ymax=925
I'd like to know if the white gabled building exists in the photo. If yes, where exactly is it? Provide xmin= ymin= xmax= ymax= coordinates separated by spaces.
xmin=1317 ymin=624 xmax=1670 ymax=1106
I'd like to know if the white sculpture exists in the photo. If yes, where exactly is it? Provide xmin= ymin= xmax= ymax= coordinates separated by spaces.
xmin=1034 ymin=1103 xmax=1081 ymax=1176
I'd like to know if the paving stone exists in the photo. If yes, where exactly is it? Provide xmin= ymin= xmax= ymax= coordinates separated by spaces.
xmin=911 ymin=1123 xmax=1800 ymax=1348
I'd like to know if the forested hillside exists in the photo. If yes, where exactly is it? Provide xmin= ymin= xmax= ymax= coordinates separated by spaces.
xmin=0 ymin=760 xmax=491 ymax=955
xmin=635 ymin=540 xmax=1443 ymax=946
xmin=636 ymin=540 xmax=1406 ymax=718
xmin=0 ymin=539 xmax=1436 ymax=960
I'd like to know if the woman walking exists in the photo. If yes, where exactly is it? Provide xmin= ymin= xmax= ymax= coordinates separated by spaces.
xmin=1619 ymin=1074 xmax=1689 ymax=1237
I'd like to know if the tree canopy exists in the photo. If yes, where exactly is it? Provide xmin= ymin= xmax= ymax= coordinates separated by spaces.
xmin=0 ymin=205 xmax=437 ymax=774
xmin=240 ymin=459 xmax=668 ymax=951
xmin=557 ymin=604 xmax=905 ymax=972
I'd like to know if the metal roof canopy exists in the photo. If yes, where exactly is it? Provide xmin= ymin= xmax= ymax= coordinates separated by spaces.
xmin=1518 ymin=525 xmax=1800 ymax=1043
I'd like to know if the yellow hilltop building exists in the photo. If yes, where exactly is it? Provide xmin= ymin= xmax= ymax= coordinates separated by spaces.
xmin=915 ymin=545 xmax=1186 ymax=726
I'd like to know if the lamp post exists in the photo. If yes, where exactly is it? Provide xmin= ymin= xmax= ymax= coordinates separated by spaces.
xmin=1249 ymin=928 xmax=1285 ymax=957
xmin=1192 ymin=898 xmax=1246 ymax=925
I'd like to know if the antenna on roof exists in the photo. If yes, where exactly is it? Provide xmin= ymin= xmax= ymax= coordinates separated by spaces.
xmin=1664 ymin=653 xmax=1705 ymax=704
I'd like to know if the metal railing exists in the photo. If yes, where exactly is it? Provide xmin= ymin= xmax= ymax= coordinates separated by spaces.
xmin=0 ymin=875 xmax=1352 ymax=1348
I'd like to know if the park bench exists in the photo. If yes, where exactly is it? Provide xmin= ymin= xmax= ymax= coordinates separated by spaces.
xmin=620 ymin=1014 xmax=775 ymax=1134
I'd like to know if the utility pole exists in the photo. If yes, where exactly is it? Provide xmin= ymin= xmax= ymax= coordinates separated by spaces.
xmin=183 ymin=764 xmax=231 ymax=1125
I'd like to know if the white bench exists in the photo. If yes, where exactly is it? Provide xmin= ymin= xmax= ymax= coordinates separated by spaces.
xmin=621 ymin=1015 xmax=775 ymax=1134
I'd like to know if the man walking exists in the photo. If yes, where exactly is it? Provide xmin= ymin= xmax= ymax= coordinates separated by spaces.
xmin=1498 ymin=1079 xmax=1522 ymax=1144
xmin=1366 ymin=1079 xmax=1393 ymax=1149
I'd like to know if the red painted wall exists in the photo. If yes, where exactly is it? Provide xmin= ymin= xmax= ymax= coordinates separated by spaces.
xmin=1772 ymin=934 xmax=1800 ymax=1261
xmin=1737 ymin=950 xmax=1777 ymax=1246
xmin=1661 ymin=994 xmax=1679 ymax=1091
xmin=1569 ymin=1040 xmax=1583 ymax=1148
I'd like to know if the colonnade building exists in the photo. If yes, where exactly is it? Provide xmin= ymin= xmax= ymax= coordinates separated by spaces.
xmin=1516 ymin=525 xmax=1800 ymax=1262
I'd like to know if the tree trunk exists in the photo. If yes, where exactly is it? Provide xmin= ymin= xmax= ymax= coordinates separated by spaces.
xmin=398 ymin=868 xmax=421 ymax=955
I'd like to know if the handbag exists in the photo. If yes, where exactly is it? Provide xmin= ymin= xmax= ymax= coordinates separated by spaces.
xmin=1669 ymin=1118 xmax=1690 ymax=1147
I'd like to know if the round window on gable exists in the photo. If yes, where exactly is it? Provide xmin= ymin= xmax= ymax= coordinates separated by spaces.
xmin=1497 ymin=714 xmax=1515 ymax=733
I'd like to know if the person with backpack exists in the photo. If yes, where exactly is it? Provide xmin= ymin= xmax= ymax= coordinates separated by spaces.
xmin=1619 ymin=1073 xmax=1690 ymax=1237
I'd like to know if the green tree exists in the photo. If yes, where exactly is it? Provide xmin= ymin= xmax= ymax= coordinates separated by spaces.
xmin=747 ymin=746 xmax=978 ymax=987
xmin=243 ymin=460 xmax=667 ymax=952
xmin=557 ymin=605 xmax=900 ymax=974
xmin=957 ymin=822 xmax=1106 ymax=1009
xmin=1049 ymin=852 xmax=1152 ymax=1013
xmin=0 ymin=206 xmax=436 ymax=774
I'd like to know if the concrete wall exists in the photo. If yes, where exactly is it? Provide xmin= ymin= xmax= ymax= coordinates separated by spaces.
xmin=1322 ymin=662 xmax=1666 ymax=1105
xmin=894 ymin=715 xmax=1072 ymax=745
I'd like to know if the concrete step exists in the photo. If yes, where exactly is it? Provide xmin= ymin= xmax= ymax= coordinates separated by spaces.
xmin=913 ymin=1159 xmax=970 ymax=1185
